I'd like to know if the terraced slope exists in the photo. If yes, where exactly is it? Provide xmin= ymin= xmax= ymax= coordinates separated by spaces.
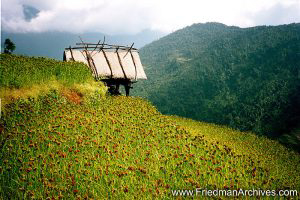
xmin=0 ymin=54 xmax=299 ymax=199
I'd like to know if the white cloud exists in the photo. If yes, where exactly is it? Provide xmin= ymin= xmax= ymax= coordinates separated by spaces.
xmin=1 ymin=0 xmax=300 ymax=34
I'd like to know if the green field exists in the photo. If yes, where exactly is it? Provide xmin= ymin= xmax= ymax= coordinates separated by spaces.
xmin=0 ymin=54 xmax=299 ymax=199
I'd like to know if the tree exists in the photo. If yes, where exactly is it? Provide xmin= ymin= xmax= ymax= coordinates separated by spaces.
xmin=4 ymin=38 xmax=16 ymax=54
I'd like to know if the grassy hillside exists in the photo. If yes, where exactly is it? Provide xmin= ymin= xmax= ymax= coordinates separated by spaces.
xmin=135 ymin=23 xmax=300 ymax=138
xmin=1 ymin=55 xmax=300 ymax=199
xmin=0 ymin=54 xmax=106 ymax=106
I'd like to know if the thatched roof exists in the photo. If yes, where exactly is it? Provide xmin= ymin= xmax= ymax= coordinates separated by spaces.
xmin=64 ymin=48 xmax=147 ymax=80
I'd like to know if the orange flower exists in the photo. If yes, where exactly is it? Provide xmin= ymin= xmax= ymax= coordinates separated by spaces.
xmin=59 ymin=152 xmax=67 ymax=158
xmin=224 ymin=185 xmax=229 ymax=190
xmin=26 ymin=167 xmax=32 ymax=173
xmin=215 ymin=167 xmax=222 ymax=172
xmin=128 ymin=166 xmax=135 ymax=171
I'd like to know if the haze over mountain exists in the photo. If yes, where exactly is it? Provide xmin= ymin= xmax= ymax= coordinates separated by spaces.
xmin=135 ymin=22 xmax=300 ymax=138
xmin=1 ymin=30 xmax=164 ymax=60
xmin=2 ymin=0 xmax=299 ymax=60
xmin=1 ymin=2 xmax=165 ymax=59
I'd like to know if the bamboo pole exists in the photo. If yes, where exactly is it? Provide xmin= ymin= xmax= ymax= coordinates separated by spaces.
xmin=116 ymin=48 xmax=128 ymax=79
xmin=101 ymin=49 xmax=113 ymax=78
xmin=123 ymin=43 xmax=134 ymax=58
xmin=69 ymin=46 xmax=75 ymax=61
xmin=79 ymin=36 xmax=99 ymax=79
xmin=75 ymin=42 xmax=138 ymax=50
xmin=130 ymin=51 xmax=138 ymax=81
xmin=65 ymin=47 xmax=138 ymax=51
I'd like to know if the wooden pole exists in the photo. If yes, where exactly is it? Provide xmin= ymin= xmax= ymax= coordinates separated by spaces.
xmin=130 ymin=51 xmax=138 ymax=81
xmin=123 ymin=43 xmax=134 ymax=58
xmin=75 ymin=42 xmax=138 ymax=50
xmin=69 ymin=46 xmax=75 ymax=61
xmin=101 ymin=49 xmax=113 ymax=78
xmin=91 ymin=40 xmax=101 ymax=55
xmin=85 ymin=50 xmax=97 ymax=79
xmin=65 ymin=46 xmax=138 ymax=51
xmin=79 ymin=36 xmax=99 ymax=79
xmin=116 ymin=48 xmax=128 ymax=79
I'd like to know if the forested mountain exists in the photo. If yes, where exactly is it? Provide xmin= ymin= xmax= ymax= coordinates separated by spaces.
xmin=135 ymin=22 xmax=300 ymax=137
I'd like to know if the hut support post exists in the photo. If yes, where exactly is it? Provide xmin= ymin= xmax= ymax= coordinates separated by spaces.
xmin=124 ymin=82 xmax=133 ymax=96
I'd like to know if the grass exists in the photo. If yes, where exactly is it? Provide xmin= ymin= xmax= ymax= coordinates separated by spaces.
xmin=0 ymin=54 xmax=93 ymax=88
xmin=171 ymin=117 xmax=300 ymax=186
xmin=0 ymin=54 xmax=299 ymax=199
xmin=0 ymin=54 xmax=106 ymax=106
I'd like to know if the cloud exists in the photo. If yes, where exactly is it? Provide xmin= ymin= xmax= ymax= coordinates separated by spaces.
xmin=23 ymin=5 xmax=40 ymax=21
xmin=250 ymin=2 xmax=300 ymax=26
xmin=1 ymin=0 xmax=300 ymax=34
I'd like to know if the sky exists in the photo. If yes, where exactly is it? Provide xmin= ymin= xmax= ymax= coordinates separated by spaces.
xmin=1 ymin=0 xmax=300 ymax=35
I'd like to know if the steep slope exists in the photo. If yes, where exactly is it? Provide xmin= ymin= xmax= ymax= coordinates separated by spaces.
xmin=135 ymin=22 xmax=300 ymax=137
xmin=1 ymin=55 xmax=300 ymax=199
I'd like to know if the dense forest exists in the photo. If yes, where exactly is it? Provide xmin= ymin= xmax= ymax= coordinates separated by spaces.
xmin=134 ymin=22 xmax=300 ymax=137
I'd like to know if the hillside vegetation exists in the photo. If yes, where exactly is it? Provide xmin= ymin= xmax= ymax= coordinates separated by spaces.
xmin=135 ymin=23 xmax=300 ymax=139
xmin=0 ymin=54 xmax=300 ymax=199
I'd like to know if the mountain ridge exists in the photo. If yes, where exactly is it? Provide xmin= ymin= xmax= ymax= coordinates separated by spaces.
xmin=135 ymin=22 xmax=300 ymax=137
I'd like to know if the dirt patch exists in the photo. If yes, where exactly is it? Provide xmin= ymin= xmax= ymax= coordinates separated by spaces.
xmin=61 ymin=89 xmax=83 ymax=104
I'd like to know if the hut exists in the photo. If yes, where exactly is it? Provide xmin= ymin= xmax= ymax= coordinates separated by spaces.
xmin=63 ymin=40 xmax=147 ymax=96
